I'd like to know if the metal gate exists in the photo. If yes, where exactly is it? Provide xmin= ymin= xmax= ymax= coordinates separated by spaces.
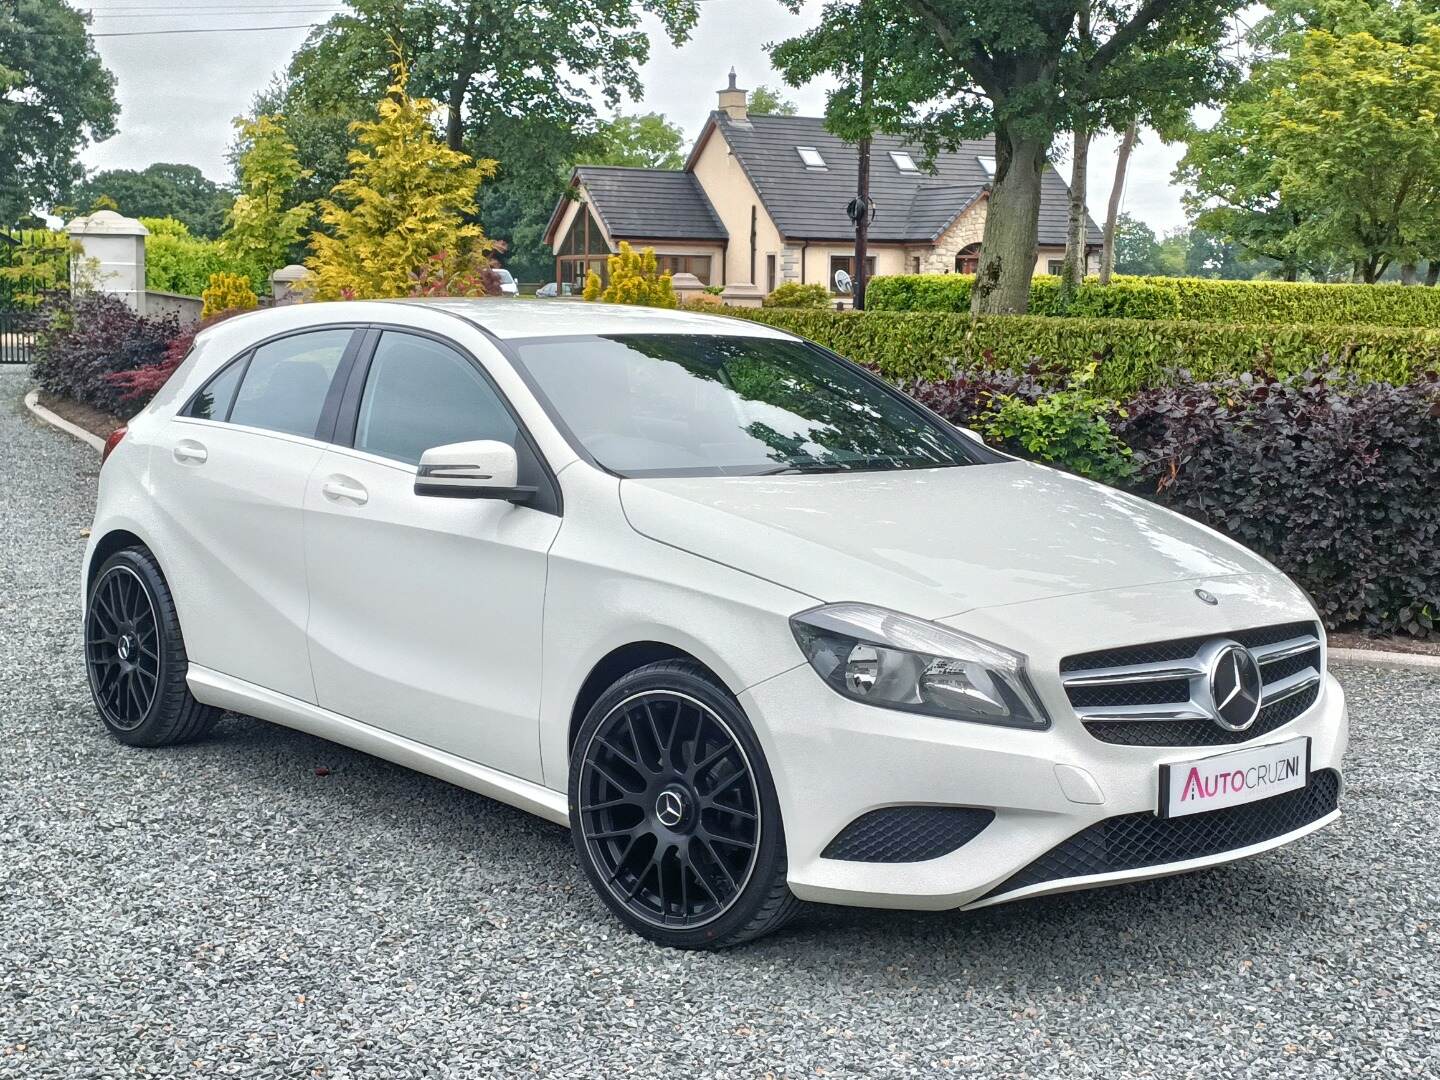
xmin=1 ymin=228 xmax=69 ymax=363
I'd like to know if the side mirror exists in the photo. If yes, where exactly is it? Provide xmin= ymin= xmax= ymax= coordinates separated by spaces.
xmin=414 ymin=440 xmax=535 ymax=503
xmin=954 ymin=424 xmax=985 ymax=446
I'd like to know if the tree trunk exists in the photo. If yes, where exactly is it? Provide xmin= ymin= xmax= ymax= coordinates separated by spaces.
xmin=971 ymin=124 xmax=1047 ymax=315
xmin=1059 ymin=122 xmax=1089 ymax=308
xmin=1427 ymin=261 xmax=1439 ymax=287
xmin=1400 ymin=261 xmax=1417 ymax=286
xmin=1099 ymin=124 xmax=1137 ymax=285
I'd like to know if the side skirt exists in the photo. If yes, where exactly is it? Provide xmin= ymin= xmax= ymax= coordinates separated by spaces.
xmin=186 ymin=665 xmax=570 ymax=827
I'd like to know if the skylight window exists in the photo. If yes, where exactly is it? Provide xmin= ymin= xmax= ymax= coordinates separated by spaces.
xmin=796 ymin=146 xmax=827 ymax=169
xmin=977 ymin=155 xmax=997 ymax=179
xmin=889 ymin=150 xmax=919 ymax=173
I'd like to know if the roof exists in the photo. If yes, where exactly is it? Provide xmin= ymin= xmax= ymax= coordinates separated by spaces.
xmin=569 ymin=166 xmax=728 ymax=243
xmin=415 ymin=298 xmax=792 ymax=341
xmin=692 ymin=113 xmax=1101 ymax=246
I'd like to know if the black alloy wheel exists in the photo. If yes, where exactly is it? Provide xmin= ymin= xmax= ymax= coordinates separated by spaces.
xmin=86 ymin=563 xmax=160 ymax=731
xmin=570 ymin=660 xmax=802 ymax=948
xmin=85 ymin=547 xmax=219 ymax=746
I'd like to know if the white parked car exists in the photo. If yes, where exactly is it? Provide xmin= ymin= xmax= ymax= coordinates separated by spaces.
xmin=83 ymin=300 xmax=1346 ymax=949
xmin=491 ymin=268 xmax=518 ymax=296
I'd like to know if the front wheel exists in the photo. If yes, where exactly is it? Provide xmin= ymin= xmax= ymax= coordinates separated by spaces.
xmin=85 ymin=546 xmax=220 ymax=747
xmin=569 ymin=660 xmax=803 ymax=949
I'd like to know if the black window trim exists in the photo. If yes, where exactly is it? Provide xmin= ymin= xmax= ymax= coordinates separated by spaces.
xmin=487 ymin=329 xmax=1006 ymax=477
xmin=333 ymin=323 xmax=563 ymax=517
xmin=180 ymin=323 xmax=368 ymax=438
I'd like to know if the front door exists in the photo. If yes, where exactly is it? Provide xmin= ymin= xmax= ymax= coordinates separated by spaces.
xmin=302 ymin=330 xmax=560 ymax=782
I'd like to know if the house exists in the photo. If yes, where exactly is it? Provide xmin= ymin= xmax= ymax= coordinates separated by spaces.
xmin=544 ymin=72 xmax=1102 ymax=295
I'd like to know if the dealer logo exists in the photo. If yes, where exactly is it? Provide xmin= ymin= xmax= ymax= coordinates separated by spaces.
xmin=1205 ymin=643 xmax=1264 ymax=731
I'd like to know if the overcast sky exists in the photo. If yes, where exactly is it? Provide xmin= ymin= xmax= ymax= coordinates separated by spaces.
xmin=78 ymin=0 xmax=1192 ymax=234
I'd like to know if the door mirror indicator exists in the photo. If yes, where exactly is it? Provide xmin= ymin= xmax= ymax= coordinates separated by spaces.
xmin=414 ymin=440 xmax=535 ymax=503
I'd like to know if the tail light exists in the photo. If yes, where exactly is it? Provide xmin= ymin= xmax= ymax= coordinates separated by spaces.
xmin=101 ymin=425 xmax=128 ymax=466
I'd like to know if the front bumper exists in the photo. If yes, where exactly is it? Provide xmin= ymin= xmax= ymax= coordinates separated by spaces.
xmin=739 ymin=662 xmax=1347 ymax=912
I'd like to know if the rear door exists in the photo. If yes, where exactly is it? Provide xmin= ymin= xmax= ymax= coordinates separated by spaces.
xmin=302 ymin=329 xmax=561 ymax=781
xmin=151 ymin=326 xmax=359 ymax=702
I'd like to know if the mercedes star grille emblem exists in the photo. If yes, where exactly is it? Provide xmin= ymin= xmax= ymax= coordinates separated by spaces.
xmin=1207 ymin=643 xmax=1264 ymax=731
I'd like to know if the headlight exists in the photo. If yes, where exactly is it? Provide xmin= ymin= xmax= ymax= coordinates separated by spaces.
xmin=789 ymin=603 xmax=1050 ymax=729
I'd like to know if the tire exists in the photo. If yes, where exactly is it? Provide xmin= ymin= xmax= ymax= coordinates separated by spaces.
xmin=84 ymin=546 xmax=220 ymax=747
xmin=568 ymin=659 xmax=804 ymax=949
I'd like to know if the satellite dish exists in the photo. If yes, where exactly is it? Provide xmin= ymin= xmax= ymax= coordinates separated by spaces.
xmin=833 ymin=268 xmax=853 ymax=294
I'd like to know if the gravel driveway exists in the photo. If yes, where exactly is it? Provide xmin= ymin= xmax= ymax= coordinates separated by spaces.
xmin=2 ymin=366 xmax=1437 ymax=1079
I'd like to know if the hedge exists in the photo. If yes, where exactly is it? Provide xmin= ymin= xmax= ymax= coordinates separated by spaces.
xmin=865 ymin=273 xmax=1440 ymax=328
xmin=707 ymin=306 xmax=1440 ymax=396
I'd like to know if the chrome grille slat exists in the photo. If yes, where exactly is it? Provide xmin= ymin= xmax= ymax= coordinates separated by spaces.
xmin=1253 ymin=634 xmax=1322 ymax=664
xmin=1060 ymin=621 xmax=1324 ymax=747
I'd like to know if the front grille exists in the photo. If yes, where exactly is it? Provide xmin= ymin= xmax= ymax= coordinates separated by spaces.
xmin=821 ymin=806 xmax=995 ymax=863
xmin=1060 ymin=621 xmax=1324 ymax=747
xmin=982 ymin=769 xmax=1340 ymax=901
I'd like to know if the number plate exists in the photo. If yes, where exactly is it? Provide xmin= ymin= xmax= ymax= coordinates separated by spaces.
xmin=1158 ymin=736 xmax=1311 ymax=819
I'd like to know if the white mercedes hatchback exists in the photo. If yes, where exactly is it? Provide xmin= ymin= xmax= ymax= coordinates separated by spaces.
xmin=83 ymin=299 xmax=1347 ymax=948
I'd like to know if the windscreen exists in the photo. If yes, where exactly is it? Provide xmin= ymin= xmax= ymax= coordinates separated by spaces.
xmin=510 ymin=333 xmax=980 ymax=477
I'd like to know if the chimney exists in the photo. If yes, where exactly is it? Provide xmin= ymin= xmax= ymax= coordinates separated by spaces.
xmin=717 ymin=67 xmax=748 ymax=121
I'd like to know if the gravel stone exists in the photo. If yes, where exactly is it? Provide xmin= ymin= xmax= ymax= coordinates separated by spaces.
xmin=2 ymin=367 xmax=1437 ymax=1078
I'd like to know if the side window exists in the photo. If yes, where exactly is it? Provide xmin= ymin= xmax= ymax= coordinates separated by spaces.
xmin=354 ymin=332 xmax=518 ymax=465
xmin=227 ymin=329 xmax=352 ymax=438
xmin=186 ymin=355 xmax=245 ymax=420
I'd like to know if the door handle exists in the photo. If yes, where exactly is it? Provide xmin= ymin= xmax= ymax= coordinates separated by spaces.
xmin=173 ymin=439 xmax=207 ymax=464
xmin=321 ymin=477 xmax=369 ymax=505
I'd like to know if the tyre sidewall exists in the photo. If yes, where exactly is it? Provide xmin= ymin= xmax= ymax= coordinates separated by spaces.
xmin=568 ymin=663 xmax=788 ymax=949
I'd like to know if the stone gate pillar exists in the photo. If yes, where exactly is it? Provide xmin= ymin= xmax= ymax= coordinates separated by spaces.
xmin=65 ymin=210 xmax=148 ymax=313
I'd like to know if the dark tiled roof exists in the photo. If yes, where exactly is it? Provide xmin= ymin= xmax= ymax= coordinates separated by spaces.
xmin=705 ymin=113 xmax=1100 ymax=246
xmin=574 ymin=166 xmax=727 ymax=241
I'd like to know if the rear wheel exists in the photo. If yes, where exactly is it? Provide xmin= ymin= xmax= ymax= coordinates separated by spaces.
xmin=85 ymin=547 xmax=219 ymax=747
xmin=569 ymin=660 xmax=803 ymax=949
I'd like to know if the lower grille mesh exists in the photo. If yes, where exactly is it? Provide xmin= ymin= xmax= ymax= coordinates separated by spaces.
xmin=822 ymin=806 xmax=995 ymax=863
xmin=982 ymin=769 xmax=1340 ymax=900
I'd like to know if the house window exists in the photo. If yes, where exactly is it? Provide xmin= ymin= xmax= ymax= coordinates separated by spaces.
xmin=829 ymin=254 xmax=877 ymax=292
xmin=1047 ymin=259 xmax=1065 ymax=276
xmin=555 ymin=204 xmax=610 ymax=288
xmin=796 ymin=146 xmax=827 ymax=170
xmin=912 ymin=256 xmax=921 ymax=274
xmin=889 ymin=150 xmax=919 ymax=173
xmin=655 ymin=254 xmax=712 ymax=285
xmin=767 ymin=253 xmax=776 ymax=293
xmin=956 ymin=243 xmax=981 ymax=274
xmin=976 ymin=155 xmax=996 ymax=179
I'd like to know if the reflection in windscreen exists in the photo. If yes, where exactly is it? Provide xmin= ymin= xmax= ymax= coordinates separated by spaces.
xmin=511 ymin=334 xmax=977 ymax=477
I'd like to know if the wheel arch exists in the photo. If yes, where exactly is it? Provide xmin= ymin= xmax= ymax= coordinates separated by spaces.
xmin=86 ymin=527 xmax=152 ymax=597
xmin=567 ymin=641 xmax=731 ymax=751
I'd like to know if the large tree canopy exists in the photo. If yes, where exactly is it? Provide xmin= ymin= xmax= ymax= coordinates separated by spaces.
xmin=774 ymin=0 xmax=1244 ymax=313
xmin=0 ymin=0 xmax=117 ymax=226
xmin=590 ymin=112 xmax=687 ymax=169
xmin=270 ymin=0 xmax=698 ymax=280
xmin=1180 ymin=0 xmax=1440 ymax=282
xmin=72 ymin=164 xmax=231 ymax=238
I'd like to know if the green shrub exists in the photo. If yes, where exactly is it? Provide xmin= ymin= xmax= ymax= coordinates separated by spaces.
xmin=201 ymin=272 xmax=259 ymax=318
xmin=142 ymin=217 xmax=266 ymax=297
xmin=866 ymin=272 xmax=1440 ymax=327
xmin=762 ymin=282 xmax=831 ymax=308
xmin=706 ymin=307 xmax=1440 ymax=395
xmin=978 ymin=367 xmax=1134 ymax=486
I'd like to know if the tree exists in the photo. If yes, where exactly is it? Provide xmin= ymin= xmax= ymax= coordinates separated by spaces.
xmin=591 ymin=112 xmax=686 ymax=169
xmin=223 ymin=115 xmax=313 ymax=277
xmin=305 ymin=58 xmax=500 ymax=300
xmin=282 ymin=0 xmax=699 ymax=283
xmin=1261 ymin=26 xmax=1440 ymax=283
xmin=749 ymin=84 xmax=799 ymax=115
xmin=1099 ymin=124 xmax=1138 ymax=282
xmin=0 ymin=0 xmax=117 ymax=225
xmin=775 ymin=0 xmax=1243 ymax=314
xmin=1111 ymin=212 xmax=1160 ymax=275
xmin=73 ymin=164 xmax=231 ymax=238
